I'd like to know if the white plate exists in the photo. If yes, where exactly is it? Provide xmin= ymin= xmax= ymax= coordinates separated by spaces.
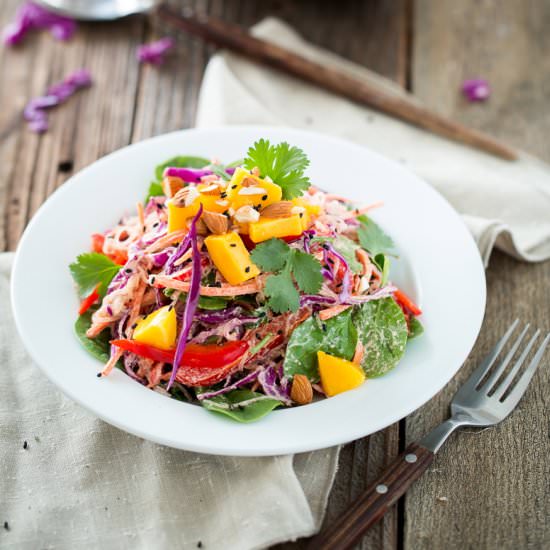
xmin=11 ymin=126 xmax=485 ymax=456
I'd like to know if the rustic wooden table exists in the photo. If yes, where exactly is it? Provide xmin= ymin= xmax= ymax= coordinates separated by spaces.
xmin=1 ymin=1 xmax=548 ymax=548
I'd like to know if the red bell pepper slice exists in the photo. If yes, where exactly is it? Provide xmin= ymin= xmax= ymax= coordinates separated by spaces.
xmin=110 ymin=339 xmax=249 ymax=386
xmin=394 ymin=288 xmax=422 ymax=316
xmin=91 ymin=233 xmax=105 ymax=254
xmin=111 ymin=339 xmax=249 ymax=366
xmin=78 ymin=284 xmax=100 ymax=315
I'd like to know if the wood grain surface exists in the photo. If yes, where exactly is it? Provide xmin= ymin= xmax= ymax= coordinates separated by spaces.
xmin=0 ymin=1 xmax=548 ymax=549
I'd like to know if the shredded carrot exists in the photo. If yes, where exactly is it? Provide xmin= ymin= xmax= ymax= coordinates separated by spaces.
xmin=355 ymin=248 xmax=372 ymax=276
xmin=137 ymin=201 xmax=145 ymax=230
xmin=352 ymin=340 xmax=364 ymax=365
xmin=86 ymin=320 xmax=110 ymax=339
xmin=342 ymin=201 xmax=384 ymax=219
xmin=126 ymin=280 xmax=146 ymax=337
xmin=100 ymin=348 xmax=124 ymax=377
xmin=153 ymin=274 xmax=264 ymax=296
xmin=318 ymin=304 xmax=350 ymax=321
xmin=144 ymin=229 xmax=188 ymax=253
xmin=173 ymin=248 xmax=193 ymax=267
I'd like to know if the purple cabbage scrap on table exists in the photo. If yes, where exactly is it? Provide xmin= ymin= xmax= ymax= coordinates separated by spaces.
xmin=24 ymin=69 xmax=92 ymax=133
xmin=3 ymin=1 xmax=77 ymax=46
xmin=137 ymin=37 xmax=174 ymax=65
xmin=462 ymin=78 xmax=491 ymax=102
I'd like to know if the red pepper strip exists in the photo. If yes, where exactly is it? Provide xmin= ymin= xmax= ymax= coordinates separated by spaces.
xmin=394 ymin=289 xmax=422 ymax=316
xmin=78 ymin=284 xmax=100 ymax=315
xmin=110 ymin=339 xmax=249 ymax=369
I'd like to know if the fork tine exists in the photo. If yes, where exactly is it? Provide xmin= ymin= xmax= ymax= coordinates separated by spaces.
xmin=478 ymin=324 xmax=530 ymax=393
xmin=500 ymin=333 xmax=550 ymax=409
xmin=460 ymin=319 xmax=519 ymax=392
xmin=493 ymin=330 xmax=540 ymax=399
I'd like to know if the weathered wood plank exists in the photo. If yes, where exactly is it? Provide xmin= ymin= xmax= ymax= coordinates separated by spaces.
xmin=406 ymin=1 xmax=550 ymax=548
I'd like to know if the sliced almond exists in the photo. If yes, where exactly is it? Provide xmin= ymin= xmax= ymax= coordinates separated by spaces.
xmin=215 ymin=199 xmax=230 ymax=207
xmin=199 ymin=183 xmax=221 ymax=195
xmin=261 ymin=201 xmax=294 ymax=218
xmin=237 ymin=186 xmax=267 ymax=196
xmin=250 ymin=167 xmax=260 ymax=177
xmin=173 ymin=186 xmax=200 ymax=207
xmin=234 ymin=205 xmax=260 ymax=223
xmin=241 ymin=176 xmax=258 ymax=187
xmin=162 ymin=176 xmax=184 ymax=198
xmin=202 ymin=211 xmax=229 ymax=234
xmin=195 ymin=218 xmax=209 ymax=236
xmin=291 ymin=205 xmax=306 ymax=215
xmin=291 ymin=374 xmax=313 ymax=405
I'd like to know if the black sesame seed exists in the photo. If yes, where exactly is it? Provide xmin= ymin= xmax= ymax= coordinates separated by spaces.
xmin=153 ymin=222 xmax=159 ymax=228
xmin=245 ymin=266 xmax=251 ymax=273
xmin=255 ymin=204 xmax=262 ymax=210
xmin=150 ymin=276 xmax=156 ymax=284
xmin=97 ymin=373 xmax=102 ymax=378
xmin=261 ymin=195 xmax=268 ymax=201
xmin=277 ymin=329 xmax=283 ymax=335
xmin=299 ymin=212 xmax=304 ymax=218
xmin=256 ymin=334 xmax=262 ymax=340
xmin=23 ymin=441 xmax=28 ymax=450
xmin=321 ymin=323 xmax=327 ymax=332
xmin=125 ymin=268 xmax=132 ymax=274
xmin=168 ymin=305 xmax=174 ymax=311
xmin=142 ymin=226 xmax=146 ymax=232
xmin=131 ymin=323 xmax=138 ymax=329
xmin=222 ymin=210 xmax=229 ymax=216
xmin=3 ymin=521 xmax=8 ymax=531
xmin=220 ymin=192 xmax=227 ymax=198
xmin=231 ymin=184 xmax=237 ymax=189
xmin=327 ymin=258 xmax=335 ymax=265
xmin=321 ymin=244 xmax=329 ymax=250
xmin=230 ymin=243 xmax=237 ymax=247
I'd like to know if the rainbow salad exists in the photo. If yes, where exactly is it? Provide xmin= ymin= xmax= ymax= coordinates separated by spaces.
xmin=70 ymin=139 xmax=423 ymax=423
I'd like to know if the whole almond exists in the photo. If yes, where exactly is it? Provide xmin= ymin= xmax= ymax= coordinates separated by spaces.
xmin=201 ymin=211 xmax=229 ymax=234
xmin=162 ymin=176 xmax=184 ymax=198
xmin=261 ymin=201 xmax=294 ymax=218
xmin=173 ymin=186 xmax=199 ymax=207
xmin=291 ymin=374 xmax=313 ymax=405
xmin=195 ymin=218 xmax=209 ymax=236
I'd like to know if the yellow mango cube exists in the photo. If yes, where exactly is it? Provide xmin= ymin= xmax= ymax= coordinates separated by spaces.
xmin=292 ymin=197 xmax=322 ymax=217
xmin=227 ymin=168 xmax=282 ymax=211
xmin=248 ymin=215 xmax=304 ymax=243
xmin=167 ymin=185 xmax=229 ymax=233
xmin=133 ymin=305 xmax=177 ymax=350
xmin=317 ymin=351 xmax=366 ymax=397
xmin=204 ymin=232 xmax=260 ymax=285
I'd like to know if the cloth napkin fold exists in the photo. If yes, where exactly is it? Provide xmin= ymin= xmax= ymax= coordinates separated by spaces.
xmin=196 ymin=18 xmax=550 ymax=265
xmin=0 ymin=252 xmax=338 ymax=550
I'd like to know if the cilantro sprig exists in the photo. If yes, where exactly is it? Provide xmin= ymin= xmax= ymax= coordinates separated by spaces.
xmin=251 ymin=238 xmax=323 ymax=313
xmin=243 ymin=139 xmax=310 ymax=199
xmin=69 ymin=253 xmax=120 ymax=297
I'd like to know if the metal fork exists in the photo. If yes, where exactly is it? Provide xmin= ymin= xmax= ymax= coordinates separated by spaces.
xmin=307 ymin=320 xmax=549 ymax=550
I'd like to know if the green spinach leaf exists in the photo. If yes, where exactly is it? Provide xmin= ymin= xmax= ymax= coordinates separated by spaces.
xmin=144 ymin=181 xmax=164 ymax=203
xmin=283 ymin=309 xmax=357 ymax=381
xmin=74 ymin=311 xmax=111 ymax=363
xmin=200 ymin=390 xmax=282 ymax=423
xmin=154 ymin=155 xmax=210 ymax=181
xmin=357 ymin=215 xmax=395 ymax=258
xmin=408 ymin=316 xmax=424 ymax=340
xmin=353 ymin=297 xmax=408 ymax=377
xmin=198 ymin=296 xmax=232 ymax=310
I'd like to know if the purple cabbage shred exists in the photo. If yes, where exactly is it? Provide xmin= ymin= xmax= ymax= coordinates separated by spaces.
xmin=24 ymin=69 xmax=92 ymax=133
xmin=462 ymin=78 xmax=490 ymax=102
xmin=137 ymin=37 xmax=174 ymax=65
xmin=3 ymin=2 xmax=76 ymax=46
xmin=163 ymin=166 xmax=236 ymax=182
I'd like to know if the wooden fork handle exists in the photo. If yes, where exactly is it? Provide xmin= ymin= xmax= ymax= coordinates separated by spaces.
xmin=307 ymin=442 xmax=434 ymax=550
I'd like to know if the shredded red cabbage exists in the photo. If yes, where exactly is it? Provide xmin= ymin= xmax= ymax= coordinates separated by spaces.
xmin=168 ymin=205 xmax=203 ymax=390
xmin=324 ymin=243 xmax=352 ymax=303
xmin=347 ymin=284 xmax=397 ymax=304
xmin=196 ymin=369 xmax=260 ymax=400
xmin=163 ymin=166 xmax=236 ymax=182
xmin=24 ymin=69 xmax=92 ymax=133
xmin=462 ymin=78 xmax=490 ymax=102
xmin=299 ymin=294 xmax=336 ymax=307
xmin=257 ymin=366 xmax=291 ymax=405
xmin=3 ymin=1 xmax=76 ymax=46
xmin=137 ymin=37 xmax=174 ymax=65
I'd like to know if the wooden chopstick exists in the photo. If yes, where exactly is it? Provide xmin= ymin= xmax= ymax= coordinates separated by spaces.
xmin=156 ymin=4 xmax=517 ymax=161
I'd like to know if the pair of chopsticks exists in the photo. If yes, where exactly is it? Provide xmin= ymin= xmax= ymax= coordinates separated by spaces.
xmin=156 ymin=4 xmax=516 ymax=161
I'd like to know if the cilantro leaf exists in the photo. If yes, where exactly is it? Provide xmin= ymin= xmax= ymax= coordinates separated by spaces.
xmin=357 ymin=216 xmax=395 ymax=257
xmin=250 ymin=238 xmax=291 ymax=272
xmin=290 ymin=251 xmax=323 ymax=294
xmin=243 ymin=139 xmax=310 ymax=199
xmin=264 ymin=271 xmax=300 ymax=313
xmin=69 ymin=253 xmax=120 ymax=297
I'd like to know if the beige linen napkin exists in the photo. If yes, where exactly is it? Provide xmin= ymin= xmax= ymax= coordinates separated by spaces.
xmin=196 ymin=18 xmax=550 ymax=265
xmin=0 ymin=251 xmax=338 ymax=550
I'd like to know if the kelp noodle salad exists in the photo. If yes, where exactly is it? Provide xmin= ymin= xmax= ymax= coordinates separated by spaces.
xmin=69 ymin=139 xmax=423 ymax=423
